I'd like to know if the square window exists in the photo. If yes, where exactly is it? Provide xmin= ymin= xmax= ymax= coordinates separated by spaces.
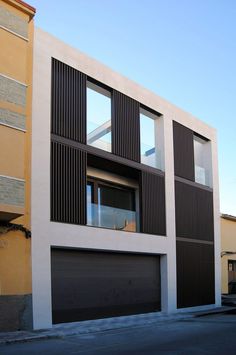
xmin=86 ymin=171 xmax=138 ymax=232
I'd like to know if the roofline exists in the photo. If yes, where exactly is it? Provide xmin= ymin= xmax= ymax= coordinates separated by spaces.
xmin=4 ymin=0 xmax=36 ymax=17
xmin=221 ymin=214 xmax=236 ymax=222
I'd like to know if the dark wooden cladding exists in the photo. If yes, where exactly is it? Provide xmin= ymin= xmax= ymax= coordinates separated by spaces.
xmin=173 ymin=121 xmax=194 ymax=181
xmin=177 ymin=241 xmax=215 ymax=308
xmin=51 ymin=249 xmax=161 ymax=323
xmin=51 ymin=141 xmax=86 ymax=224
xmin=175 ymin=181 xmax=214 ymax=241
xmin=52 ymin=133 xmax=164 ymax=178
xmin=141 ymin=172 xmax=166 ymax=236
xmin=51 ymin=58 xmax=86 ymax=143
xmin=112 ymin=90 xmax=140 ymax=162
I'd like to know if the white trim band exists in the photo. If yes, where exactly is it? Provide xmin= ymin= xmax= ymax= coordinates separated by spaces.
xmin=0 ymin=175 xmax=25 ymax=182
xmin=0 ymin=122 xmax=26 ymax=132
xmin=0 ymin=25 xmax=28 ymax=42
xmin=0 ymin=73 xmax=27 ymax=87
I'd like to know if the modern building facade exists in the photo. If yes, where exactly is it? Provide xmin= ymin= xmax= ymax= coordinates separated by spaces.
xmin=0 ymin=0 xmax=35 ymax=331
xmin=221 ymin=214 xmax=236 ymax=294
xmin=31 ymin=28 xmax=221 ymax=330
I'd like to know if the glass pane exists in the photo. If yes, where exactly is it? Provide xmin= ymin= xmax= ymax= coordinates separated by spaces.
xmin=88 ymin=203 xmax=137 ymax=232
xmin=194 ymin=136 xmax=210 ymax=186
xmin=87 ymin=183 xmax=93 ymax=226
xmin=87 ymin=181 xmax=137 ymax=232
xmin=87 ymin=84 xmax=111 ymax=152
xmin=140 ymin=111 xmax=160 ymax=169
xmin=98 ymin=184 xmax=135 ymax=211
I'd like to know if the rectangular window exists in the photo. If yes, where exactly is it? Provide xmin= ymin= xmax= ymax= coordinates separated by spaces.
xmin=87 ymin=178 xmax=137 ymax=232
xmin=87 ymin=81 xmax=111 ymax=152
xmin=140 ymin=108 xmax=162 ymax=169
xmin=194 ymin=134 xmax=212 ymax=187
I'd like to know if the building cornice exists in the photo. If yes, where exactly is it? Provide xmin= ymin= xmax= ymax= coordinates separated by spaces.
xmin=221 ymin=214 xmax=236 ymax=222
xmin=3 ymin=0 xmax=36 ymax=17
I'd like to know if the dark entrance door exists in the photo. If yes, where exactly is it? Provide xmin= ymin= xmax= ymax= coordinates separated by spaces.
xmin=51 ymin=249 xmax=161 ymax=324
xmin=228 ymin=260 xmax=236 ymax=294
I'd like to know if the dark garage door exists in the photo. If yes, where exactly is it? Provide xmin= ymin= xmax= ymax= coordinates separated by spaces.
xmin=51 ymin=249 xmax=161 ymax=324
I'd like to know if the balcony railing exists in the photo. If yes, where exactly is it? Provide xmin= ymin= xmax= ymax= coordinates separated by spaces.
xmin=87 ymin=203 xmax=137 ymax=232
xmin=195 ymin=165 xmax=210 ymax=187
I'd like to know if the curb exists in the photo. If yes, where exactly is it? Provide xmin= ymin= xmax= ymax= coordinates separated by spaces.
xmin=0 ymin=334 xmax=61 ymax=345
xmin=0 ymin=314 xmax=192 ymax=345
xmin=1 ymin=308 xmax=232 ymax=346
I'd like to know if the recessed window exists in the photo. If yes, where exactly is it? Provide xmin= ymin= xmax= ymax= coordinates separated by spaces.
xmin=194 ymin=134 xmax=212 ymax=187
xmin=87 ymin=81 xmax=111 ymax=152
xmin=140 ymin=108 xmax=162 ymax=170
xmin=87 ymin=176 xmax=138 ymax=232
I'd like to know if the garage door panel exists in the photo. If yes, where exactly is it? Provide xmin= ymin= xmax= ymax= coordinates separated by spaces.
xmin=51 ymin=249 xmax=161 ymax=323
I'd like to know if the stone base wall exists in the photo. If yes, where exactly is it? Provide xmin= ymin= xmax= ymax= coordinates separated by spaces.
xmin=0 ymin=294 xmax=32 ymax=331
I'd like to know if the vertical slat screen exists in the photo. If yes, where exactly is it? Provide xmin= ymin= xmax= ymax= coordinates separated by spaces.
xmin=51 ymin=141 xmax=87 ymax=224
xmin=141 ymin=172 xmax=166 ymax=236
xmin=51 ymin=58 xmax=86 ymax=143
xmin=173 ymin=121 xmax=194 ymax=181
xmin=177 ymin=241 xmax=215 ymax=308
xmin=112 ymin=90 xmax=140 ymax=162
xmin=175 ymin=181 xmax=214 ymax=241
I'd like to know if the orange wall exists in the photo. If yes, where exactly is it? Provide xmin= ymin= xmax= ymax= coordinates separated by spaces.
xmin=0 ymin=0 xmax=35 ymax=295
xmin=0 ymin=231 xmax=31 ymax=295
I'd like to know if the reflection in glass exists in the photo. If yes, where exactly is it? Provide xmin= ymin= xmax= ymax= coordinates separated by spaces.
xmin=88 ymin=203 xmax=136 ymax=232
xmin=87 ymin=83 xmax=111 ymax=152
xmin=87 ymin=181 xmax=137 ymax=232
xmin=140 ymin=109 xmax=161 ymax=169
xmin=87 ymin=183 xmax=93 ymax=226
xmin=194 ymin=136 xmax=210 ymax=186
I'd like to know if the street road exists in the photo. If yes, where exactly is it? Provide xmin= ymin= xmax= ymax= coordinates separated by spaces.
xmin=1 ymin=313 xmax=236 ymax=354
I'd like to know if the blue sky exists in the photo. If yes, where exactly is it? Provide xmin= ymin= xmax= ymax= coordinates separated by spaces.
xmin=30 ymin=0 xmax=236 ymax=215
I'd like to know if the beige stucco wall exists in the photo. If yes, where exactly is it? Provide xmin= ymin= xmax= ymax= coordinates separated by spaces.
xmin=221 ymin=217 xmax=236 ymax=293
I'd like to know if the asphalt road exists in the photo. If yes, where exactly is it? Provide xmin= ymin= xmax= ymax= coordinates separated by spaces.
xmin=1 ymin=313 xmax=236 ymax=355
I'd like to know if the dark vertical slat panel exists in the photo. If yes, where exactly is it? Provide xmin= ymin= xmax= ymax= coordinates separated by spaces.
xmin=112 ymin=90 xmax=140 ymax=162
xmin=51 ymin=58 xmax=86 ymax=143
xmin=175 ymin=181 xmax=214 ymax=241
xmin=176 ymin=241 xmax=215 ymax=308
xmin=173 ymin=121 xmax=194 ymax=181
xmin=51 ymin=141 xmax=87 ymax=224
xmin=141 ymin=172 xmax=166 ymax=236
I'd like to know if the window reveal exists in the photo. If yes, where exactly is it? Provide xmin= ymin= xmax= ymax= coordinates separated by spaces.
xmin=87 ymin=178 xmax=137 ymax=232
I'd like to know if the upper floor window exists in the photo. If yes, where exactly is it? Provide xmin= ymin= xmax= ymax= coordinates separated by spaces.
xmin=194 ymin=134 xmax=212 ymax=187
xmin=86 ymin=169 xmax=139 ymax=232
xmin=140 ymin=108 xmax=163 ymax=170
xmin=87 ymin=81 xmax=111 ymax=152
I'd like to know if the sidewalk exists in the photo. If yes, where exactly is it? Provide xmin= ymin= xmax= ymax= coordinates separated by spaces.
xmin=0 ymin=307 xmax=233 ymax=345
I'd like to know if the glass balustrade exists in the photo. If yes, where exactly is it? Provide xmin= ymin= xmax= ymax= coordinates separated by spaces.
xmin=87 ymin=203 xmax=137 ymax=232
xmin=195 ymin=165 xmax=210 ymax=186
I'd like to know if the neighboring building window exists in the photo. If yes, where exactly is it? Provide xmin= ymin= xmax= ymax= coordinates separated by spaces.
xmin=140 ymin=108 xmax=162 ymax=170
xmin=87 ymin=81 xmax=111 ymax=152
xmin=194 ymin=134 xmax=212 ymax=187
xmin=87 ymin=175 xmax=138 ymax=232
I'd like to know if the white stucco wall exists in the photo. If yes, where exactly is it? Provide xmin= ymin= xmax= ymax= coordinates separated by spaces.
xmin=31 ymin=27 xmax=221 ymax=330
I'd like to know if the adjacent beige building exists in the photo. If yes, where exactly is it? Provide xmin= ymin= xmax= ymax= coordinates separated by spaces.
xmin=221 ymin=214 xmax=236 ymax=294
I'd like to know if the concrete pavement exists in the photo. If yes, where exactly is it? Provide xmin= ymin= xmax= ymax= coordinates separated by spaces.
xmin=0 ymin=307 xmax=233 ymax=345
xmin=0 ymin=312 xmax=236 ymax=354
